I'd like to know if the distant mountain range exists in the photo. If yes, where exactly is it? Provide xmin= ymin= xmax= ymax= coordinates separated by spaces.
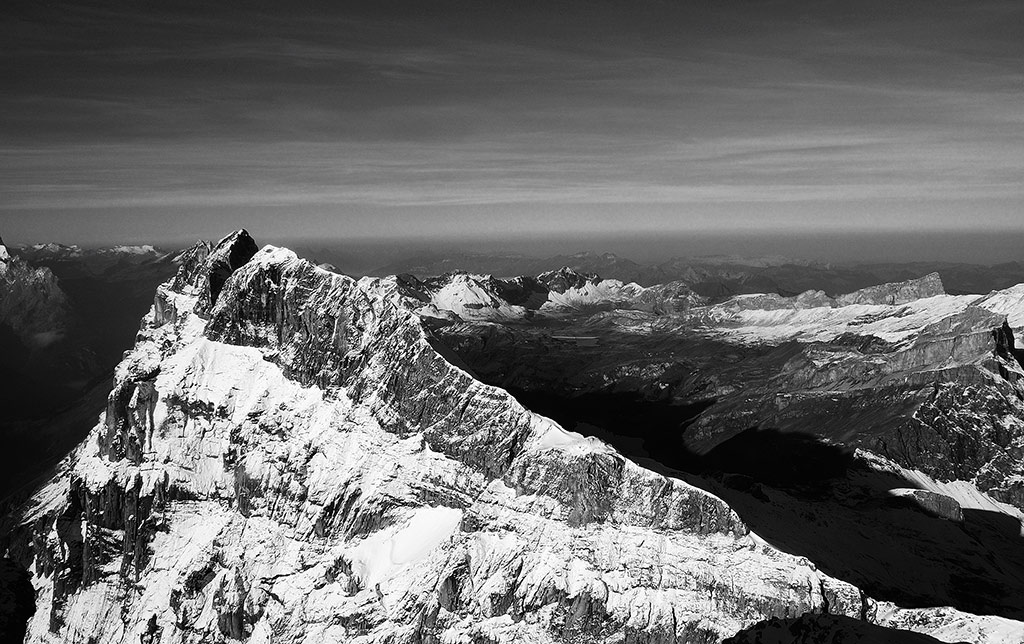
xmin=372 ymin=250 xmax=1024 ymax=299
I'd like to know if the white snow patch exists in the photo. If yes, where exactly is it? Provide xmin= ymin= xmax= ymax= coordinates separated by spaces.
xmin=426 ymin=273 xmax=528 ymax=320
xmin=109 ymin=244 xmax=157 ymax=255
xmin=707 ymin=294 xmax=981 ymax=344
xmin=977 ymin=283 xmax=1024 ymax=331
xmin=349 ymin=506 xmax=463 ymax=588
xmin=542 ymin=279 xmax=644 ymax=312
xmin=533 ymin=417 xmax=616 ymax=455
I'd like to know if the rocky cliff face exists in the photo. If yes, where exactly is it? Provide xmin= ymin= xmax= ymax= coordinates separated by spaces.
xmin=834 ymin=272 xmax=946 ymax=306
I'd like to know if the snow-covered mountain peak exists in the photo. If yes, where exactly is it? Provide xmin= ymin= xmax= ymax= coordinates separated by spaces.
xmin=1 ymin=231 xmax=929 ymax=643
xmin=29 ymin=242 xmax=81 ymax=254
xmin=5 ymin=233 xmax=1024 ymax=643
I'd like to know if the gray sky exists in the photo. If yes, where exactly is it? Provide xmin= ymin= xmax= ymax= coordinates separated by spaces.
xmin=2 ymin=0 xmax=1023 ymax=247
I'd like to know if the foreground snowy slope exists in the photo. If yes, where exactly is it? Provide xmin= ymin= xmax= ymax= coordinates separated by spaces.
xmin=3 ymin=232 xmax=1021 ymax=643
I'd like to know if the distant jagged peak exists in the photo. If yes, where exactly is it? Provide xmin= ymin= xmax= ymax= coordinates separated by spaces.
xmin=17 ymin=241 xmax=84 ymax=259
xmin=103 ymin=244 xmax=158 ymax=255
xmin=564 ymin=250 xmax=602 ymax=261
xmin=537 ymin=265 xmax=601 ymax=293
xmin=387 ymin=272 xmax=432 ymax=304
xmin=836 ymin=272 xmax=945 ymax=306
xmin=425 ymin=268 xmax=475 ymax=281
xmin=12 ymin=242 xmax=170 ymax=272
xmin=558 ymin=250 xmax=642 ymax=276
xmin=566 ymin=250 xmax=622 ymax=260
xmin=393 ymin=271 xmax=425 ymax=288
xmin=29 ymin=241 xmax=80 ymax=252
xmin=423 ymin=268 xmax=527 ymax=290
xmin=383 ymin=265 xmax=661 ymax=320
xmin=720 ymin=272 xmax=947 ymax=313
xmin=418 ymin=269 xmax=509 ymax=293
xmin=0 ymin=237 xmax=55 ymax=281
xmin=668 ymin=254 xmax=825 ymax=269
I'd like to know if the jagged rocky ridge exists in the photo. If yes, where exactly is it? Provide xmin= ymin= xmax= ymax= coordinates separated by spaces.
xmin=5 ymin=231 xmax=1018 ymax=642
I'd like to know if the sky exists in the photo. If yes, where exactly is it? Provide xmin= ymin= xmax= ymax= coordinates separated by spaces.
xmin=2 ymin=0 xmax=1023 ymax=255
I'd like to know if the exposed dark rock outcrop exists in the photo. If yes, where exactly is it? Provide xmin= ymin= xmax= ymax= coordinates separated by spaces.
xmin=537 ymin=266 xmax=599 ymax=293
xmin=194 ymin=229 xmax=258 ymax=314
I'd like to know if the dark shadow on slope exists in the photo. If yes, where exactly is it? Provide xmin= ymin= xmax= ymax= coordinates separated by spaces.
xmin=723 ymin=613 xmax=952 ymax=644
xmin=0 ymin=259 xmax=177 ymax=504
xmin=0 ymin=376 xmax=110 ymax=504
xmin=503 ymin=387 xmax=1024 ymax=621
xmin=60 ymin=276 xmax=158 ymax=368
xmin=700 ymin=428 xmax=856 ymax=488
xmin=0 ymin=556 xmax=34 ymax=643
xmin=963 ymin=507 xmax=1023 ymax=539
xmin=507 ymin=389 xmax=712 ymax=473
